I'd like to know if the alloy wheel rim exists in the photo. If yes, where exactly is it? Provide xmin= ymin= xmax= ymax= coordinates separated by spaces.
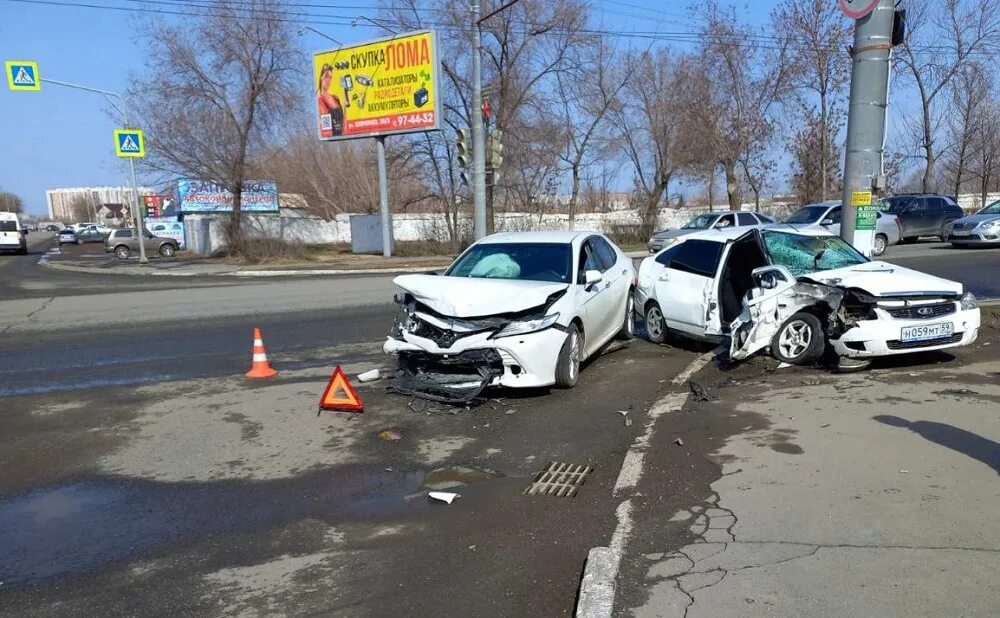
xmin=875 ymin=237 xmax=886 ymax=254
xmin=647 ymin=307 xmax=663 ymax=339
xmin=779 ymin=320 xmax=811 ymax=358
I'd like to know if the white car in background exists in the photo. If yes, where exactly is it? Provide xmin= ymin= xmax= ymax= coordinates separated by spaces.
xmin=647 ymin=211 xmax=775 ymax=253
xmin=783 ymin=201 xmax=901 ymax=256
xmin=384 ymin=231 xmax=635 ymax=402
xmin=635 ymin=227 xmax=980 ymax=370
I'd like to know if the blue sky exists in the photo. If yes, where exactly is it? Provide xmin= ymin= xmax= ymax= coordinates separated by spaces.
xmin=0 ymin=1 xmax=772 ymax=215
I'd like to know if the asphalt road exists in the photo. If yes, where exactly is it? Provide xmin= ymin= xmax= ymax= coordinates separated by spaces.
xmin=0 ymin=232 xmax=998 ymax=616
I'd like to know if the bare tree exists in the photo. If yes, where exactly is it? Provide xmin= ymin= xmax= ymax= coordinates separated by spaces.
xmin=129 ymin=0 xmax=301 ymax=253
xmin=701 ymin=1 xmax=795 ymax=210
xmin=611 ymin=49 xmax=688 ymax=231
xmin=941 ymin=62 xmax=992 ymax=197
xmin=897 ymin=0 xmax=1000 ymax=192
xmin=554 ymin=35 xmax=631 ymax=229
xmin=968 ymin=98 xmax=1000 ymax=207
xmin=791 ymin=111 xmax=844 ymax=203
xmin=774 ymin=0 xmax=850 ymax=201
xmin=382 ymin=0 xmax=589 ymax=233
xmin=0 ymin=191 xmax=24 ymax=214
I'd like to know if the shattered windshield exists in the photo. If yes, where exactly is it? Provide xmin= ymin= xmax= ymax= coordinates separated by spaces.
xmin=978 ymin=200 xmax=1000 ymax=215
xmin=784 ymin=205 xmax=828 ymax=224
xmin=763 ymin=230 xmax=868 ymax=276
xmin=445 ymin=242 xmax=572 ymax=283
xmin=682 ymin=214 xmax=717 ymax=229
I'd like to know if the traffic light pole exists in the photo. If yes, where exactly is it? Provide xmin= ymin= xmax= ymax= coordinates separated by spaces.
xmin=840 ymin=0 xmax=894 ymax=251
xmin=471 ymin=1 xmax=488 ymax=239
xmin=40 ymin=78 xmax=148 ymax=264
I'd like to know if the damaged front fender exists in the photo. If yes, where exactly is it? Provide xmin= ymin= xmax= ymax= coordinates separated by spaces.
xmin=729 ymin=266 xmax=845 ymax=361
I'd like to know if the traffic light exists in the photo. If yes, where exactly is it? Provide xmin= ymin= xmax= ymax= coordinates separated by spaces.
xmin=456 ymin=127 xmax=470 ymax=170
xmin=487 ymin=130 xmax=503 ymax=170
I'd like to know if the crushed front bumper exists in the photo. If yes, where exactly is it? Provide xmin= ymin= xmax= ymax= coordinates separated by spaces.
xmin=384 ymin=326 xmax=568 ymax=393
xmin=832 ymin=307 xmax=981 ymax=358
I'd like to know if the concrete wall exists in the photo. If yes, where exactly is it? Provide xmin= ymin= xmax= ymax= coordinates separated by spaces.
xmin=180 ymin=191 xmax=1000 ymax=255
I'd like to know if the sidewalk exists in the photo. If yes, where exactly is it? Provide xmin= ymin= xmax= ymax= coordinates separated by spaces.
xmin=615 ymin=308 xmax=1000 ymax=616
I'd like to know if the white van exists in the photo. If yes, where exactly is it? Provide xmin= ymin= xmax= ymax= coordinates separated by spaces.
xmin=0 ymin=212 xmax=28 ymax=255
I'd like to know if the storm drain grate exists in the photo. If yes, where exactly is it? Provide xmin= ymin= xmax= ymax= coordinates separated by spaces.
xmin=524 ymin=462 xmax=593 ymax=497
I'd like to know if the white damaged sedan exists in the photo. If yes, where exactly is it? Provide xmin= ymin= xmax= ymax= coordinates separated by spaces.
xmin=635 ymin=226 xmax=980 ymax=369
xmin=384 ymin=231 xmax=636 ymax=402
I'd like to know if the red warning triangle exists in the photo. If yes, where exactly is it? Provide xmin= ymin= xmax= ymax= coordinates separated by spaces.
xmin=319 ymin=366 xmax=364 ymax=412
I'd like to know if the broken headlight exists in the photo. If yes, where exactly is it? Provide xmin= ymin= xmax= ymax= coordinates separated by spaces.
xmin=492 ymin=313 xmax=560 ymax=339
xmin=960 ymin=291 xmax=978 ymax=310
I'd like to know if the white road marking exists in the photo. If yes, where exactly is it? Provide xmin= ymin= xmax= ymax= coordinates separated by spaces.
xmin=577 ymin=352 xmax=713 ymax=618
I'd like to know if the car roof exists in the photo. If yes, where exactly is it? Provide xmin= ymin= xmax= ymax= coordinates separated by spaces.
xmin=0 ymin=212 xmax=19 ymax=220
xmin=476 ymin=230 xmax=596 ymax=245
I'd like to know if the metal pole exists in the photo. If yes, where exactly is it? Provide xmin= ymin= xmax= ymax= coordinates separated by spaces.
xmin=840 ymin=0 xmax=894 ymax=250
xmin=376 ymin=135 xmax=393 ymax=257
xmin=471 ymin=1 xmax=488 ymax=239
xmin=123 ymin=108 xmax=149 ymax=265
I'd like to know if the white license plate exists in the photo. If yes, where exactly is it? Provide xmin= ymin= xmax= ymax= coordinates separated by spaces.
xmin=900 ymin=322 xmax=953 ymax=342
xmin=951 ymin=230 xmax=971 ymax=236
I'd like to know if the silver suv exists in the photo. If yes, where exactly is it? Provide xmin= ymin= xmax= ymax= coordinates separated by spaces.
xmin=105 ymin=228 xmax=179 ymax=260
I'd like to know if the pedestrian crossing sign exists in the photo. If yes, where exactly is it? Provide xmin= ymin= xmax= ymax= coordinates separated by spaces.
xmin=5 ymin=61 xmax=40 ymax=91
xmin=114 ymin=129 xmax=145 ymax=158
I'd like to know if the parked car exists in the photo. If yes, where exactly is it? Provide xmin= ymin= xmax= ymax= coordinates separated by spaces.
xmin=879 ymin=193 xmax=965 ymax=242
xmin=57 ymin=228 xmax=78 ymax=245
xmin=383 ymin=231 xmax=636 ymax=402
xmin=945 ymin=199 xmax=1000 ymax=247
xmin=0 ymin=212 xmax=28 ymax=255
xmin=647 ymin=211 xmax=775 ymax=253
xmin=44 ymin=224 xmax=61 ymax=232
xmin=105 ymin=228 xmax=179 ymax=259
xmin=75 ymin=225 xmax=110 ymax=244
xmin=782 ymin=201 xmax=901 ymax=256
xmin=635 ymin=227 xmax=980 ymax=370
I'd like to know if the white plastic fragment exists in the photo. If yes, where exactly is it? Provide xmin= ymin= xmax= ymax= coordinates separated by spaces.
xmin=777 ymin=362 xmax=792 ymax=369
xmin=428 ymin=491 xmax=460 ymax=504
xmin=357 ymin=369 xmax=381 ymax=382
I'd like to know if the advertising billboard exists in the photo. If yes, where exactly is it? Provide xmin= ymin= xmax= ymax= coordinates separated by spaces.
xmin=313 ymin=30 xmax=440 ymax=141
xmin=177 ymin=180 xmax=279 ymax=213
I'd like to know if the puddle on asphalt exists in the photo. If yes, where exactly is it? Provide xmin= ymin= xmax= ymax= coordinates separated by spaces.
xmin=0 ymin=463 xmax=499 ymax=588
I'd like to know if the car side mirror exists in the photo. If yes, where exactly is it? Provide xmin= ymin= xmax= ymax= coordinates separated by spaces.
xmin=820 ymin=218 xmax=834 ymax=226
xmin=751 ymin=265 xmax=794 ymax=290
xmin=584 ymin=270 xmax=603 ymax=286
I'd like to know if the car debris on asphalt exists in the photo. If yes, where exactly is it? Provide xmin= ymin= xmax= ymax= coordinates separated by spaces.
xmin=358 ymin=368 xmax=381 ymax=382
xmin=428 ymin=491 xmax=460 ymax=504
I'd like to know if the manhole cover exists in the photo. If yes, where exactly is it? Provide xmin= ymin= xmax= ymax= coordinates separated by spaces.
xmin=524 ymin=462 xmax=593 ymax=497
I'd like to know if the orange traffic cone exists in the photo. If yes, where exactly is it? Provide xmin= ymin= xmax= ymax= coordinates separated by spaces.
xmin=245 ymin=327 xmax=278 ymax=379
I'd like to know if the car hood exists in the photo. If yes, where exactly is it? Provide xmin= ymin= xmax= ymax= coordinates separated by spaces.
xmin=956 ymin=214 xmax=1000 ymax=226
xmin=392 ymin=274 xmax=569 ymax=317
xmin=801 ymin=261 xmax=962 ymax=296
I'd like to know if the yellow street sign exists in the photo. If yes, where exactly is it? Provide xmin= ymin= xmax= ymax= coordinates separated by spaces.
xmin=850 ymin=190 xmax=872 ymax=207
xmin=5 ymin=60 xmax=40 ymax=91
xmin=114 ymin=129 xmax=145 ymax=158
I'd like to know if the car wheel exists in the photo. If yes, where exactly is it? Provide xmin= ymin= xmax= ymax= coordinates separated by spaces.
xmin=554 ymin=324 xmax=582 ymax=389
xmin=159 ymin=243 xmax=176 ymax=257
xmin=873 ymin=234 xmax=887 ymax=256
xmin=114 ymin=245 xmax=130 ymax=260
xmin=770 ymin=312 xmax=825 ymax=365
xmin=616 ymin=292 xmax=635 ymax=341
xmin=644 ymin=301 xmax=668 ymax=344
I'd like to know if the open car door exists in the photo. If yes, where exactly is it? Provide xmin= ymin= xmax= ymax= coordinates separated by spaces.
xmin=728 ymin=265 xmax=799 ymax=361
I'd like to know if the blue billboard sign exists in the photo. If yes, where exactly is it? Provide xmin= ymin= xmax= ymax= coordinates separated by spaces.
xmin=177 ymin=180 xmax=280 ymax=213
